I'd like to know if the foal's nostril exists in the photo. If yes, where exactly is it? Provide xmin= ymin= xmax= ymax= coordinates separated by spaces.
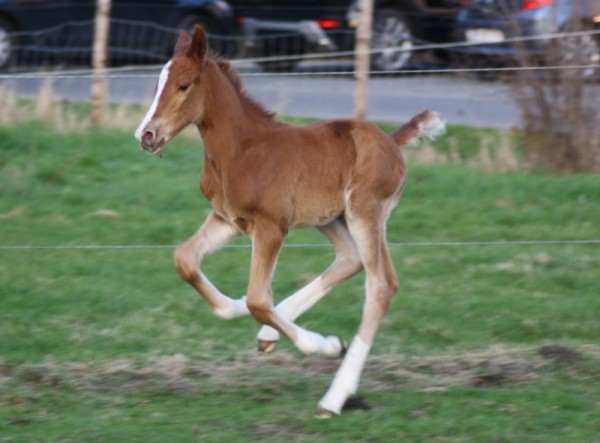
xmin=142 ymin=130 xmax=155 ymax=145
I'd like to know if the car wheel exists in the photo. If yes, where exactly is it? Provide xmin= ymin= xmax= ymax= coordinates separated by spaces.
xmin=552 ymin=24 xmax=600 ymax=80
xmin=177 ymin=14 xmax=236 ymax=58
xmin=371 ymin=9 xmax=414 ymax=72
xmin=0 ymin=17 xmax=15 ymax=70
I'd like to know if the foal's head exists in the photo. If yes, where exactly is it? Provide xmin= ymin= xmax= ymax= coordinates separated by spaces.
xmin=135 ymin=25 xmax=210 ymax=154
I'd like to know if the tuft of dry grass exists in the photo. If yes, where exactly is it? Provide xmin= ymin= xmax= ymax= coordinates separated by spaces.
xmin=0 ymin=83 xmax=528 ymax=172
xmin=405 ymin=131 xmax=522 ymax=173
xmin=0 ymin=84 xmax=21 ymax=124
xmin=0 ymin=82 xmax=146 ymax=133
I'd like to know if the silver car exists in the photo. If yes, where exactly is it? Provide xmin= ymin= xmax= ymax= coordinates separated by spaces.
xmin=454 ymin=0 xmax=600 ymax=76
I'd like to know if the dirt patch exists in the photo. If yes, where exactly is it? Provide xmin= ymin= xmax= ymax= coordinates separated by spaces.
xmin=71 ymin=354 xmax=213 ymax=395
xmin=1 ymin=344 xmax=597 ymax=396
xmin=356 ymin=346 xmax=542 ymax=391
xmin=538 ymin=344 xmax=583 ymax=365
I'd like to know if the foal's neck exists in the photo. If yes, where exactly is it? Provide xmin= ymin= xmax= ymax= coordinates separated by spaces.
xmin=198 ymin=60 xmax=276 ymax=151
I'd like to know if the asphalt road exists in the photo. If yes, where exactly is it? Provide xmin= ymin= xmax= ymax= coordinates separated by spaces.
xmin=0 ymin=65 xmax=522 ymax=129
xmin=243 ymin=73 xmax=520 ymax=128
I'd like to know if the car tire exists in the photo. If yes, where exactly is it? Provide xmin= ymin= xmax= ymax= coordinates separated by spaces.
xmin=371 ymin=9 xmax=414 ymax=72
xmin=177 ymin=14 xmax=236 ymax=58
xmin=0 ymin=16 xmax=15 ymax=70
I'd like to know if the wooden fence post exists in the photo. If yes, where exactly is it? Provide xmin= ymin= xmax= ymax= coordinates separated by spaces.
xmin=91 ymin=0 xmax=112 ymax=127
xmin=354 ymin=0 xmax=373 ymax=119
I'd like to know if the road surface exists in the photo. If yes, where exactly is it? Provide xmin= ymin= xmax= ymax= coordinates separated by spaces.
xmin=0 ymin=65 xmax=522 ymax=129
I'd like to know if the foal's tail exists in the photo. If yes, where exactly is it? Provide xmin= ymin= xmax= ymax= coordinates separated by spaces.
xmin=391 ymin=110 xmax=446 ymax=147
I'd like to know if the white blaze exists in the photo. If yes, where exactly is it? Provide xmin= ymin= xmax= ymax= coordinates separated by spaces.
xmin=134 ymin=61 xmax=172 ymax=142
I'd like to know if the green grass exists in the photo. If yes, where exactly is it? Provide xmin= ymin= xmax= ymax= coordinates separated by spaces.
xmin=1 ymin=122 xmax=599 ymax=442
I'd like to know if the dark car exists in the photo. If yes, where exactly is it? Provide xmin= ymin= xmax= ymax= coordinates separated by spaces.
xmin=454 ymin=0 xmax=600 ymax=76
xmin=0 ymin=0 xmax=237 ymax=69
xmin=230 ymin=0 xmax=461 ymax=71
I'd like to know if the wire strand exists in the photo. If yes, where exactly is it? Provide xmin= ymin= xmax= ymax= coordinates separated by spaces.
xmin=0 ymin=63 xmax=597 ymax=80
xmin=1 ymin=240 xmax=598 ymax=251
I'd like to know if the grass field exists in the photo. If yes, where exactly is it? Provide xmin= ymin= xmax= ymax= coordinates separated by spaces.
xmin=1 ymin=121 xmax=599 ymax=442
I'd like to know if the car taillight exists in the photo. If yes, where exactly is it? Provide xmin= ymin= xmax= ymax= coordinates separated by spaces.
xmin=521 ymin=0 xmax=553 ymax=10
xmin=316 ymin=18 xmax=341 ymax=29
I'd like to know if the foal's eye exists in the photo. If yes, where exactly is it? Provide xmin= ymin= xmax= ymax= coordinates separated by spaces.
xmin=179 ymin=84 xmax=191 ymax=92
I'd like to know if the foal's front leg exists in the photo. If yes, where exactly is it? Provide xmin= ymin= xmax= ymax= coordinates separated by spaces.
xmin=246 ymin=219 xmax=345 ymax=357
xmin=174 ymin=211 xmax=249 ymax=319
xmin=256 ymin=219 xmax=362 ymax=352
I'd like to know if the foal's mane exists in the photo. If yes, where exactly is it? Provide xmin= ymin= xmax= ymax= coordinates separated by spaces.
xmin=214 ymin=57 xmax=277 ymax=122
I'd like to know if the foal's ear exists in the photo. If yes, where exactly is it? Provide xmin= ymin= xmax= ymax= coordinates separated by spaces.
xmin=174 ymin=30 xmax=192 ymax=56
xmin=187 ymin=24 xmax=208 ymax=63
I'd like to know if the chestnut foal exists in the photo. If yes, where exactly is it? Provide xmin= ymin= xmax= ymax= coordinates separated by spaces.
xmin=135 ymin=25 xmax=445 ymax=417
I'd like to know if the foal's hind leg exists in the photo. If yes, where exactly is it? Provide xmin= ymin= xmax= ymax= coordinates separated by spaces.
xmin=318 ymin=198 xmax=399 ymax=416
xmin=174 ymin=211 xmax=249 ymax=319
xmin=256 ymin=218 xmax=363 ymax=352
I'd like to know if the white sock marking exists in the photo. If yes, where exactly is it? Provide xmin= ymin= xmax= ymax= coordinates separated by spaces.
xmin=213 ymin=296 xmax=250 ymax=320
xmin=295 ymin=328 xmax=342 ymax=357
xmin=134 ymin=61 xmax=172 ymax=142
xmin=318 ymin=335 xmax=370 ymax=415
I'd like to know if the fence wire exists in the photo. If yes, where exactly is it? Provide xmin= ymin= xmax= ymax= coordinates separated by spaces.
xmin=1 ymin=240 xmax=599 ymax=251
xmin=1 ymin=63 xmax=600 ymax=80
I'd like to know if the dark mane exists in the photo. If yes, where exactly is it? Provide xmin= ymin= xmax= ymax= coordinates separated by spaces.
xmin=214 ymin=57 xmax=277 ymax=122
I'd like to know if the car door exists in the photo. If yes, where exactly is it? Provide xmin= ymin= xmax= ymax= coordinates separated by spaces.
xmin=4 ymin=0 xmax=95 ymax=65
xmin=7 ymin=0 xmax=94 ymax=30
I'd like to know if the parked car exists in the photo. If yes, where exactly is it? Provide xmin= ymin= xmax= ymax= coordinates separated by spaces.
xmin=230 ymin=0 xmax=461 ymax=71
xmin=454 ymin=0 xmax=600 ymax=77
xmin=0 ymin=0 xmax=237 ymax=70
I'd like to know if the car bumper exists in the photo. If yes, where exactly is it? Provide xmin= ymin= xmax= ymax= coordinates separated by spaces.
xmin=453 ymin=5 xmax=557 ymax=58
xmin=241 ymin=18 xmax=336 ymax=52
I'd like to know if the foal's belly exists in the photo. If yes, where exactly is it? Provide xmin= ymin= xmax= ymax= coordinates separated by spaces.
xmin=204 ymin=167 xmax=348 ymax=233
xmin=209 ymin=189 xmax=345 ymax=232
xmin=290 ymin=193 xmax=345 ymax=228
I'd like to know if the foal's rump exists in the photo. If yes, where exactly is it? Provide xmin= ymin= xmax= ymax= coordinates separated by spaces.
xmin=314 ymin=110 xmax=444 ymax=153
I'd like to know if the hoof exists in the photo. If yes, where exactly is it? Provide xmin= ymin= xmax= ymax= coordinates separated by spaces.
xmin=257 ymin=340 xmax=277 ymax=354
xmin=314 ymin=408 xmax=337 ymax=419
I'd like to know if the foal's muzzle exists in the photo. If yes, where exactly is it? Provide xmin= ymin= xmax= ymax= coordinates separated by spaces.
xmin=137 ymin=127 xmax=167 ymax=154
